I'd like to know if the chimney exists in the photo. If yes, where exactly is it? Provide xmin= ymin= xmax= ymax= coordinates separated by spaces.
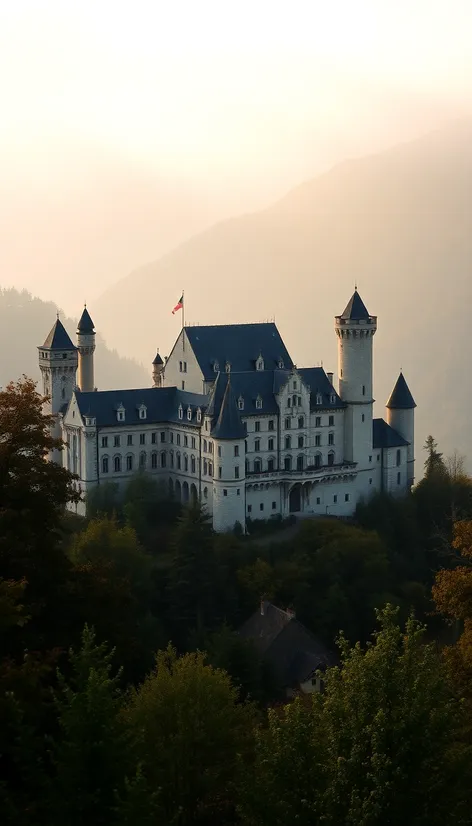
xmin=327 ymin=372 xmax=334 ymax=385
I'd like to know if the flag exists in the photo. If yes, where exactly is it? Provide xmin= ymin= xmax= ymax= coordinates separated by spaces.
xmin=172 ymin=294 xmax=184 ymax=315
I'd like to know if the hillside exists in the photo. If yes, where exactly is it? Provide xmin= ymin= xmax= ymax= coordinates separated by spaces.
xmin=95 ymin=122 xmax=472 ymax=462
xmin=0 ymin=288 xmax=149 ymax=390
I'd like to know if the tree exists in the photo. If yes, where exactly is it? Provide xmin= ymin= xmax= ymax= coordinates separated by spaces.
xmin=241 ymin=606 xmax=471 ymax=825
xmin=125 ymin=644 xmax=255 ymax=825
xmin=50 ymin=626 xmax=131 ymax=826
xmin=204 ymin=624 xmax=272 ymax=704
xmin=424 ymin=435 xmax=447 ymax=478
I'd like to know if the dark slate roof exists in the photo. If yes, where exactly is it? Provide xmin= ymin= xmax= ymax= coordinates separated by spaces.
xmin=41 ymin=318 xmax=77 ymax=350
xmin=211 ymin=376 xmax=247 ymax=440
xmin=386 ymin=372 xmax=416 ymax=409
xmin=152 ymin=350 xmax=164 ymax=365
xmin=340 ymin=289 xmax=370 ymax=320
xmin=74 ymin=387 xmax=207 ymax=427
xmin=373 ymin=418 xmax=409 ymax=449
xmin=77 ymin=306 xmax=95 ymax=333
xmin=297 ymin=368 xmax=345 ymax=410
xmin=184 ymin=323 xmax=293 ymax=380
xmin=239 ymin=602 xmax=336 ymax=687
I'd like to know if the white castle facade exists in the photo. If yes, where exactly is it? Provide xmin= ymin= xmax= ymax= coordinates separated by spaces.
xmin=38 ymin=291 xmax=416 ymax=531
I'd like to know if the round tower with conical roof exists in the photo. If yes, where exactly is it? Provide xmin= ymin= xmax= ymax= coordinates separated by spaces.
xmin=38 ymin=316 xmax=78 ymax=462
xmin=152 ymin=349 xmax=164 ymax=387
xmin=77 ymin=306 xmax=96 ymax=392
xmin=386 ymin=372 xmax=416 ymax=487
xmin=210 ymin=375 xmax=247 ymax=532
xmin=335 ymin=289 xmax=377 ymax=470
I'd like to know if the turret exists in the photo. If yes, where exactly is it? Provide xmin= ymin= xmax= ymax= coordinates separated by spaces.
xmin=335 ymin=289 xmax=377 ymax=470
xmin=152 ymin=349 xmax=164 ymax=387
xmin=210 ymin=375 xmax=246 ymax=532
xmin=38 ymin=316 xmax=78 ymax=462
xmin=77 ymin=306 xmax=96 ymax=392
xmin=386 ymin=372 xmax=416 ymax=487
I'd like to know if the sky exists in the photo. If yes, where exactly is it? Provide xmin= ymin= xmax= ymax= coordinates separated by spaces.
xmin=1 ymin=0 xmax=472 ymax=309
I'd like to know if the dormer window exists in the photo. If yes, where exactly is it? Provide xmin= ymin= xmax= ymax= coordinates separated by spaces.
xmin=187 ymin=406 xmax=192 ymax=421
xmin=238 ymin=395 xmax=244 ymax=410
xmin=196 ymin=407 xmax=202 ymax=423
xmin=178 ymin=404 xmax=183 ymax=420
xmin=255 ymin=395 xmax=263 ymax=410
xmin=225 ymin=361 xmax=231 ymax=373
xmin=330 ymin=394 xmax=336 ymax=404
xmin=316 ymin=393 xmax=322 ymax=406
xmin=213 ymin=360 xmax=219 ymax=373
xmin=256 ymin=355 xmax=264 ymax=371
xmin=116 ymin=404 xmax=125 ymax=422
xmin=278 ymin=358 xmax=284 ymax=369
xmin=84 ymin=416 xmax=96 ymax=427
xmin=138 ymin=404 xmax=147 ymax=420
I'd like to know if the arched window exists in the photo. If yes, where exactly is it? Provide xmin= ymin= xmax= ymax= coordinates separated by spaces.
xmin=285 ymin=435 xmax=291 ymax=450
xmin=267 ymin=457 xmax=275 ymax=472
xmin=177 ymin=452 xmax=181 ymax=470
xmin=114 ymin=455 xmax=121 ymax=473
xmin=396 ymin=449 xmax=401 ymax=467
xmin=203 ymin=459 xmax=208 ymax=475
xmin=184 ymin=455 xmax=188 ymax=472
xmin=170 ymin=451 xmax=174 ymax=468
xmin=139 ymin=452 xmax=146 ymax=469
xmin=297 ymin=455 xmax=304 ymax=471
xmin=316 ymin=393 xmax=322 ymax=405
xmin=287 ymin=397 xmax=291 ymax=408
xmin=102 ymin=456 xmax=109 ymax=474
xmin=293 ymin=394 xmax=297 ymax=406
xmin=161 ymin=452 xmax=166 ymax=468
xmin=327 ymin=451 xmax=335 ymax=466
xmin=255 ymin=395 xmax=263 ymax=410
xmin=196 ymin=407 xmax=202 ymax=423
xmin=203 ymin=439 xmax=207 ymax=452
xmin=298 ymin=435 xmax=304 ymax=448
xmin=298 ymin=416 xmax=304 ymax=429
xmin=314 ymin=452 xmax=322 ymax=468
xmin=254 ymin=458 xmax=262 ymax=473
xmin=238 ymin=396 xmax=244 ymax=410
xmin=151 ymin=452 xmax=158 ymax=469
xmin=187 ymin=407 xmax=192 ymax=421
xmin=284 ymin=455 xmax=292 ymax=471
xmin=191 ymin=455 xmax=196 ymax=473
xmin=178 ymin=404 xmax=183 ymax=419
xmin=126 ymin=454 xmax=133 ymax=471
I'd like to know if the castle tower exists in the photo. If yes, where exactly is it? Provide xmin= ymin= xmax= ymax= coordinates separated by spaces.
xmin=335 ymin=289 xmax=377 ymax=468
xmin=386 ymin=372 xmax=416 ymax=487
xmin=210 ymin=375 xmax=247 ymax=532
xmin=38 ymin=316 xmax=78 ymax=462
xmin=77 ymin=306 xmax=96 ymax=392
xmin=152 ymin=349 xmax=164 ymax=387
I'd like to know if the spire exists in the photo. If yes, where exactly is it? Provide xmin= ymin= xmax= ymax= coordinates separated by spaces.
xmin=77 ymin=305 xmax=95 ymax=334
xmin=340 ymin=289 xmax=370 ymax=321
xmin=211 ymin=375 xmax=246 ymax=440
xmin=152 ymin=349 xmax=164 ymax=365
xmin=42 ymin=318 xmax=76 ymax=350
xmin=386 ymin=372 xmax=416 ymax=409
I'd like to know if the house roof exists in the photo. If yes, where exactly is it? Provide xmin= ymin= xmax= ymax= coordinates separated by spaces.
xmin=339 ymin=289 xmax=371 ymax=321
xmin=73 ymin=386 xmax=207 ymax=427
xmin=152 ymin=350 xmax=164 ymax=365
xmin=239 ymin=601 xmax=335 ymax=686
xmin=386 ymin=372 xmax=416 ymax=409
xmin=184 ymin=322 xmax=293 ymax=381
xmin=373 ymin=417 xmax=409 ymax=449
xmin=297 ymin=368 xmax=345 ymax=410
xmin=41 ymin=318 xmax=77 ymax=350
xmin=77 ymin=306 xmax=95 ymax=334
xmin=210 ymin=375 xmax=247 ymax=440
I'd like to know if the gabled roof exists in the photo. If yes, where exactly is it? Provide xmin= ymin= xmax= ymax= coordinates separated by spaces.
xmin=211 ymin=375 xmax=247 ymax=440
xmin=340 ymin=289 xmax=370 ymax=320
xmin=386 ymin=372 xmax=416 ymax=409
xmin=41 ymin=318 xmax=77 ymax=350
xmin=373 ymin=418 xmax=409 ymax=449
xmin=297 ymin=368 xmax=345 ymax=410
xmin=77 ymin=306 xmax=95 ymax=334
xmin=239 ymin=602 xmax=335 ymax=686
xmin=184 ymin=323 xmax=293 ymax=381
xmin=73 ymin=386 xmax=207 ymax=427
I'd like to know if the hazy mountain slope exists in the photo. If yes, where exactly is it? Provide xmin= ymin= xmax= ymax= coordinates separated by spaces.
xmin=96 ymin=122 xmax=472 ymax=461
xmin=0 ymin=288 xmax=149 ymax=390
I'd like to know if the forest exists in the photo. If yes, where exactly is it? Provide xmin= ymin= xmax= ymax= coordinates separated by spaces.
xmin=2 ymin=378 xmax=472 ymax=825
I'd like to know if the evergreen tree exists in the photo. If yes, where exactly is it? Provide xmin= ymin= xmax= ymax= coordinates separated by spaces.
xmin=424 ymin=435 xmax=447 ymax=478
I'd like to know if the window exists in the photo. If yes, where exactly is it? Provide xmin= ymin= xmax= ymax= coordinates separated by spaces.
xmin=102 ymin=456 xmax=109 ymax=473
xmin=139 ymin=406 xmax=147 ymax=420
xmin=377 ymin=454 xmax=380 ymax=462
xmin=151 ymin=432 xmax=156 ymax=444
xmin=223 ymin=489 xmax=227 ymax=496
xmin=278 ymin=359 xmax=284 ymax=368
xmin=315 ymin=453 xmax=322 ymax=468
xmin=255 ymin=439 xmax=261 ymax=452
xmin=284 ymin=456 xmax=292 ymax=471
xmin=362 ymin=384 xmax=366 ymax=396
xmin=333 ymin=495 xmax=338 ymax=504
xmin=298 ymin=416 xmax=304 ymax=429
xmin=203 ymin=459 xmax=208 ymax=475
xmin=126 ymin=455 xmax=133 ymax=471
xmin=254 ymin=458 xmax=262 ymax=473
xmin=170 ymin=432 xmax=174 ymax=443
xmin=298 ymin=435 xmax=304 ymax=448
xmin=238 ymin=396 xmax=244 ymax=410
xmin=203 ymin=439 xmax=207 ymax=452
xmin=316 ymin=393 xmax=322 ymax=405
xmin=328 ymin=451 xmax=334 ymax=466
xmin=114 ymin=455 xmax=121 ymax=473
xmin=140 ymin=433 xmax=145 ymax=445
xmin=267 ymin=458 xmax=275 ymax=471
xmin=345 ymin=493 xmax=350 ymax=502
xmin=260 ymin=503 xmax=264 ymax=511
xmin=396 ymin=449 xmax=401 ymax=467
xmin=329 ymin=415 xmax=334 ymax=426
xmin=315 ymin=434 xmax=321 ymax=447
xmin=369 ymin=477 xmax=373 ymax=485
xmin=170 ymin=452 xmax=174 ymax=468
xmin=176 ymin=433 xmax=181 ymax=446
xmin=397 ymin=471 xmax=401 ymax=485
xmin=191 ymin=437 xmax=196 ymax=449
xmin=209 ymin=462 xmax=213 ymax=475
xmin=235 ymin=466 xmax=239 ymax=479
xmin=191 ymin=455 xmax=196 ymax=473
xmin=114 ymin=435 xmax=120 ymax=447
xmin=218 ymin=467 xmax=222 ymax=478
xmin=292 ymin=394 xmax=297 ymax=406
xmin=127 ymin=434 xmax=133 ymax=446
xmin=181 ymin=381 xmax=185 ymax=390
xmin=285 ymin=417 xmax=291 ymax=429
xmin=213 ymin=361 xmax=219 ymax=373
xmin=315 ymin=416 xmax=321 ymax=427
xmin=272 ymin=501 xmax=277 ymax=510
xmin=268 ymin=437 xmax=274 ymax=451
xmin=177 ymin=453 xmax=181 ymax=470
xmin=140 ymin=452 xmax=146 ymax=469
xmin=285 ymin=435 xmax=291 ymax=449
xmin=117 ymin=408 xmax=125 ymax=422
xmin=179 ymin=360 xmax=183 ymax=372
xmin=178 ymin=405 xmax=183 ymax=419
xmin=255 ymin=421 xmax=261 ymax=432
xmin=362 ymin=414 xmax=365 ymax=422
xmin=297 ymin=455 xmax=304 ymax=471
xmin=183 ymin=361 xmax=187 ymax=373
xmin=184 ymin=435 xmax=188 ymax=447
xmin=237 ymin=489 xmax=240 ymax=495
xmin=256 ymin=356 xmax=264 ymax=371
xmin=187 ymin=407 xmax=192 ymax=421
xmin=287 ymin=398 xmax=291 ymax=408
xmin=293 ymin=380 xmax=297 ymax=390
xmin=209 ymin=441 xmax=213 ymax=453
xmin=328 ymin=433 xmax=334 ymax=445
xmin=161 ymin=452 xmax=167 ymax=469
xmin=160 ymin=432 xmax=166 ymax=443
xmin=256 ymin=396 xmax=263 ymax=409
xmin=234 ymin=445 xmax=239 ymax=457
xmin=184 ymin=456 xmax=189 ymax=472
xmin=316 ymin=497 xmax=321 ymax=505
xmin=101 ymin=436 xmax=108 ymax=448
xmin=218 ymin=445 xmax=222 ymax=457
xmin=330 ymin=394 xmax=336 ymax=404
xmin=196 ymin=408 xmax=201 ymax=423
xmin=247 ymin=504 xmax=252 ymax=513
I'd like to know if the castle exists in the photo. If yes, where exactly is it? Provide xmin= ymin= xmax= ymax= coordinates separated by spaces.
xmin=38 ymin=290 xmax=416 ymax=531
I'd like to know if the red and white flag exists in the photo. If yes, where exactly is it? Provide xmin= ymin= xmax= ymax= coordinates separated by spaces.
xmin=172 ymin=294 xmax=184 ymax=315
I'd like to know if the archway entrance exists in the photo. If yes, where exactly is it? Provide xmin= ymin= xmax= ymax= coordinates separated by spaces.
xmin=190 ymin=483 xmax=198 ymax=503
xmin=289 ymin=484 xmax=302 ymax=513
